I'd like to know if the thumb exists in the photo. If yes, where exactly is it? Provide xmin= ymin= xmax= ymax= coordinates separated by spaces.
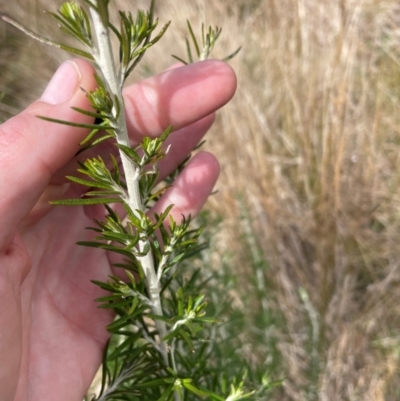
xmin=0 ymin=59 xmax=97 ymax=249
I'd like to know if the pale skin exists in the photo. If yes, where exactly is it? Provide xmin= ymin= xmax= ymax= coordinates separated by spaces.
xmin=0 ymin=58 xmax=237 ymax=401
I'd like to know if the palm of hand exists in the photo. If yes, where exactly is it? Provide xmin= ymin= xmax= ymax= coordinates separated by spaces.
xmin=13 ymin=201 xmax=113 ymax=400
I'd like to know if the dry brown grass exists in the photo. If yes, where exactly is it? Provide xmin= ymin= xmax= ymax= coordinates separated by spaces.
xmin=3 ymin=0 xmax=400 ymax=399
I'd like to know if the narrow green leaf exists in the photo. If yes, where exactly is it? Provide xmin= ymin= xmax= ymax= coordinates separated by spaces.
xmin=171 ymin=55 xmax=188 ymax=65
xmin=149 ymin=0 xmax=155 ymax=26
xmin=81 ymin=0 xmax=97 ymax=8
xmin=91 ymin=280 xmax=114 ymax=291
xmin=97 ymin=0 xmax=110 ymax=26
xmin=179 ymin=239 xmax=198 ymax=247
xmin=156 ymin=384 xmax=174 ymax=401
xmin=160 ymin=274 xmax=175 ymax=295
xmin=111 ymin=349 xmax=120 ymax=382
xmin=160 ymin=124 xmax=173 ymax=142
xmin=145 ymin=313 xmax=171 ymax=324
xmin=169 ymin=253 xmax=185 ymax=266
xmin=193 ymin=294 xmax=205 ymax=309
xmin=71 ymin=107 xmax=105 ymax=120
xmin=223 ymin=46 xmax=242 ymax=62
xmin=187 ymin=20 xmax=200 ymax=58
xmin=179 ymin=329 xmax=194 ymax=351
xmin=110 ymin=154 xmax=121 ymax=186
xmin=95 ymin=295 xmax=123 ymax=302
xmin=193 ymin=317 xmax=218 ymax=324
xmin=177 ymin=288 xmax=184 ymax=316
xmin=99 ymin=339 xmax=110 ymax=397
xmin=58 ymin=44 xmax=94 ymax=60
xmin=134 ymin=378 xmax=168 ymax=388
xmin=79 ymin=242 xmax=135 ymax=256
xmin=100 ymin=230 xmax=138 ymax=243
xmin=183 ymin=382 xmax=209 ymax=398
xmin=81 ymin=7 xmax=92 ymax=40
xmin=65 ymin=176 xmax=110 ymax=189
xmin=91 ymin=133 xmax=115 ymax=146
xmin=79 ymin=129 xmax=101 ymax=146
xmin=185 ymin=37 xmax=193 ymax=64
xmin=105 ymin=203 xmax=119 ymax=221
xmin=152 ymin=204 xmax=174 ymax=230
xmin=162 ymin=330 xmax=178 ymax=343
xmin=98 ymin=299 xmax=133 ymax=309
xmin=37 ymin=116 xmax=113 ymax=130
xmin=109 ymin=21 xmax=122 ymax=42
xmin=117 ymin=144 xmax=141 ymax=164
xmin=112 ymin=262 xmax=138 ymax=271
xmin=106 ymin=315 xmax=133 ymax=331
xmin=85 ymin=190 xmax=121 ymax=197
xmin=128 ymin=296 xmax=140 ymax=315
xmin=207 ymin=392 xmax=225 ymax=401
xmin=50 ymin=197 xmax=123 ymax=206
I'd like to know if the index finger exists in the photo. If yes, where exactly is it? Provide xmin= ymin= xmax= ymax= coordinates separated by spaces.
xmin=123 ymin=59 xmax=237 ymax=141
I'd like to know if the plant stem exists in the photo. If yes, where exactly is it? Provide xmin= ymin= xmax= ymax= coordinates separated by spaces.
xmin=90 ymin=4 xmax=169 ymax=366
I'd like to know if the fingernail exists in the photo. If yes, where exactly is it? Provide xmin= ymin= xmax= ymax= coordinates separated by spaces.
xmin=40 ymin=61 xmax=82 ymax=105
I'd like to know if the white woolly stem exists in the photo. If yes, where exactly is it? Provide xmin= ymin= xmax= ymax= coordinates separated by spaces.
xmin=90 ymin=5 xmax=169 ymax=366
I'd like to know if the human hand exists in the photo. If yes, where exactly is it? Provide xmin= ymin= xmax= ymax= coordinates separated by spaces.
xmin=0 ymin=59 xmax=236 ymax=401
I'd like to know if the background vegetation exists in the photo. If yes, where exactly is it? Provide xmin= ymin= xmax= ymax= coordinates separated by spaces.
xmin=2 ymin=0 xmax=400 ymax=399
